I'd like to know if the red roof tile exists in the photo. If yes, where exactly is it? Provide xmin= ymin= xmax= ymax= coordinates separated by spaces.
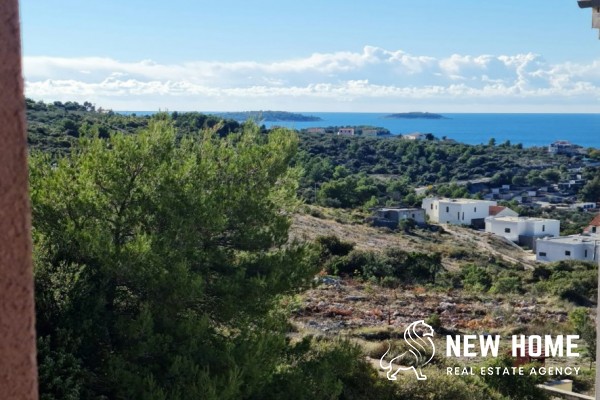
xmin=489 ymin=206 xmax=506 ymax=216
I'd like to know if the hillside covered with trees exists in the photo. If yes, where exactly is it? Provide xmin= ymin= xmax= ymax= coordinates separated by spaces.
xmin=28 ymin=100 xmax=600 ymax=399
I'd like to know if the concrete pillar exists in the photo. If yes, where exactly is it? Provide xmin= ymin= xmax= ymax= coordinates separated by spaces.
xmin=0 ymin=0 xmax=39 ymax=399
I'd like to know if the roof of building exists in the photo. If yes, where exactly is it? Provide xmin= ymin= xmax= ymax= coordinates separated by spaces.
xmin=378 ymin=207 xmax=422 ymax=212
xmin=433 ymin=198 xmax=495 ymax=205
xmin=550 ymin=140 xmax=574 ymax=146
xmin=487 ymin=216 xmax=559 ymax=223
xmin=489 ymin=206 xmax=507 ymax=216
xmin=588 ymin=214 xmax=600 ymax=227
xmin=537 ymin=234 xmax=599 ymax=244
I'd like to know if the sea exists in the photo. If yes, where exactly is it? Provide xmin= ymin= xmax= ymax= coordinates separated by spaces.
xmin=120 ymin=112 xmax=600 ymax=149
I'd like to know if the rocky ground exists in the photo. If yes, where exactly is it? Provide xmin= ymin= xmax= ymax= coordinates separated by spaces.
xmin=288 ymin=209 xmax=595 ymax=396
xmin=291 ymin=278 xmax=570 ymax=338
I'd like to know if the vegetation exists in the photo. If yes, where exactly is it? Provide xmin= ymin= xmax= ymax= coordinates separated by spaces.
xmin=32 ymin=118 xmax=364 ymax=399
xmin=211 ymin=110 xmax=322 ymax=122
xmin=26 ymin=99 xmax=589 ymax=211
xmin=296 ymin=131 xmax=572 ymax=208
xmin=26 ymin=99 xmax=600 ymax=398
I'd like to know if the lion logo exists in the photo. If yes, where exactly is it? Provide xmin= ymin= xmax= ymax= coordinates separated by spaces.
xmin=379 ymin=320 xmax=436 ymax=381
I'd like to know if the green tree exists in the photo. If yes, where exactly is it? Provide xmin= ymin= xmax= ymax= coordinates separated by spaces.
xmin=580 ymin=176 xmax=600 ymax=202
xmin=482 ymin=355 xmax=547 ymax=400
xmin=569 ymin=308 xmax=597 ymax=368
xmin=540 ymin=169 xmax=561 ymax=184
xmin=31 ymin=120 xmax=320 ymax=399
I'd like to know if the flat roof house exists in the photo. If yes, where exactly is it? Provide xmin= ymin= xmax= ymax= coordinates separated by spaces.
xmin=337 ymin=128 xmax=354 ymax=136
xmin=536 ymin=235 xmax=599 ymax=263
xmin=403 ymin=132 xmax=428 ymax=140
xmin=486 ymin=216 xmax=560 ymax=249
xmin=422 ymin=198 xmax=497 ymax=227
xmin=372 ymin=208 xmax=426 ymax=229
xmin=548 ymin=140 xmax=581 ymax=155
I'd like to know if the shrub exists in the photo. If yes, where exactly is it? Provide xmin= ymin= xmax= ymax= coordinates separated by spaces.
xmin=490 ymin=276 xmax=522 ymax=294
xmin=461 ymin=264 xmax=492 ymax=291
xmin=425 ymin=313 xmax=442 ymax=330
xmin=315 ymin=235 xmax=355 ymax=259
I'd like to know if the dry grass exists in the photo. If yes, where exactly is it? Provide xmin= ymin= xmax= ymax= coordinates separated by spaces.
xmin=291 ymin=207 xmax=538 ymax=272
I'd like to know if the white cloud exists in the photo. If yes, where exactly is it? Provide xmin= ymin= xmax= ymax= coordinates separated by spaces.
xmin=23 ymin=46 xmax=600 ymax=112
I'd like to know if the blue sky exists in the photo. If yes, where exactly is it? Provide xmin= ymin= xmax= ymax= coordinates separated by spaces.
xmin=21 ymin=0 xmax=600 ymax=112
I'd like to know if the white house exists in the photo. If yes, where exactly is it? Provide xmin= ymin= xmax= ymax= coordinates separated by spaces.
xmin=337 ymin=128 xmax=354 ymax=136
xmin=548 ymin=140 xmax=581 ymax=155
xmin=570 ymin=202 xmax=596 ymax=210
xmin=485 ymin=216 xmax=560 ymax=244
xmin=422 ymin=198 xmax=497 ymax=226
xmin=403 ymin=132 xmax=427 ymax=140
xmin=536 ymin=235 xmax=599 ymax=263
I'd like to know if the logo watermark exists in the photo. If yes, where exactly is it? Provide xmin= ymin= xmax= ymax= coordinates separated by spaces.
xmin=379 ymin=320 xmax=436 ymax=381
xmin=379 ymin=320 xmax=582 ymax=380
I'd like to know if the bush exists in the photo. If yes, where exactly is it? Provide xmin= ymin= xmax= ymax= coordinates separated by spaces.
xmin=316 ymin=235 xmax=354 ymax=259
xmin=425 ymin=313 xmax=442 ymax=330
xmin=259 ymin=338 xmax=398 ymax=400
xmin=461 ymin=264 xmax=492 ymax=292
xmin=489 ymin=276 xmax=522 ymax=294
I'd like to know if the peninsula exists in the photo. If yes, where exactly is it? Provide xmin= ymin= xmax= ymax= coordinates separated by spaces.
xmin=212 ymin=111 xmax=322 ymax=122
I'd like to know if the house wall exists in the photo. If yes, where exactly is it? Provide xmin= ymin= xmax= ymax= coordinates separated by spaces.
xmin=0 ymin=1 xmax=39 ymax=397
xmin=396 ymin=209 xmax=426 ymax=225
xmin=536 ymin=238 xmax=597 ymax=262
xmin=486 ymin=217 xmax=560 ymax=244
xmin=374 ymin=209 xmax=426 ymax=227
xmin=485 ymin=218 xmax=522 ymax=242
xmin=427 ymin=199 xmax=496 ymax=225
xmin=422 ymin=198 xmax=439 ymax=222
xmin=523 ymin=219 xmax=560 ymax=237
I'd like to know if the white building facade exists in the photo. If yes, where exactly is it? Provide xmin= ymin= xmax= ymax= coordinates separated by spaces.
xmin=422 ymin=198 xmax=497 ymax=225
xmin=485 ymin=216 xmax=560 ymax=243
xmin=337 ymin=128 xmax=354 ymax=136
xmin=536 ymin=235 xmax=599 ymax=263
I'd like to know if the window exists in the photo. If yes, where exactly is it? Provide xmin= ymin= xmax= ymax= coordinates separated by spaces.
xmin=565 ymin=250 xmax=571 ymax=256
xmin=542 ymin=225 xmax=545 ymax=232
xmin=585 ymin=250 xmax=588 ymax=258
xmin=474 ymin=207 xmax=477 ymax=212
xmin=504 ymin=228 xmax=511 ymax=233
xmin=411 ymin=214 xmax=415 ymax=218
xmin=462 ymin=212 xmax=464 ymax=220
xmin=539 ymin=252 xmax=547 ymax=257
xmin=430 ymin=204 xmax=433 ymax=210
xmin=593 ymin=227 xmax=597 ymax=233
xmin=446 ymin=206 xmax=449 ymax=213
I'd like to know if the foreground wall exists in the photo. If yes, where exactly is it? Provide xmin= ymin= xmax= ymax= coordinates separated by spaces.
xmin=0 ymin=0 xmax=39 ymax=398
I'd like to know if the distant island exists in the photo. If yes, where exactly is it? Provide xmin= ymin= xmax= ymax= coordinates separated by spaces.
xmin=384 ymin=112 xmax=447 ymax=120
xmin=212 ymin=111 xmax=322 ymax=122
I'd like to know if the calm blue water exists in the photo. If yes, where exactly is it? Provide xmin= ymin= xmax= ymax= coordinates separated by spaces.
xmin=120 ymin=112 xmax=600 ymax=148
xmin=264 ymin=113 xmax=600 ymax=149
